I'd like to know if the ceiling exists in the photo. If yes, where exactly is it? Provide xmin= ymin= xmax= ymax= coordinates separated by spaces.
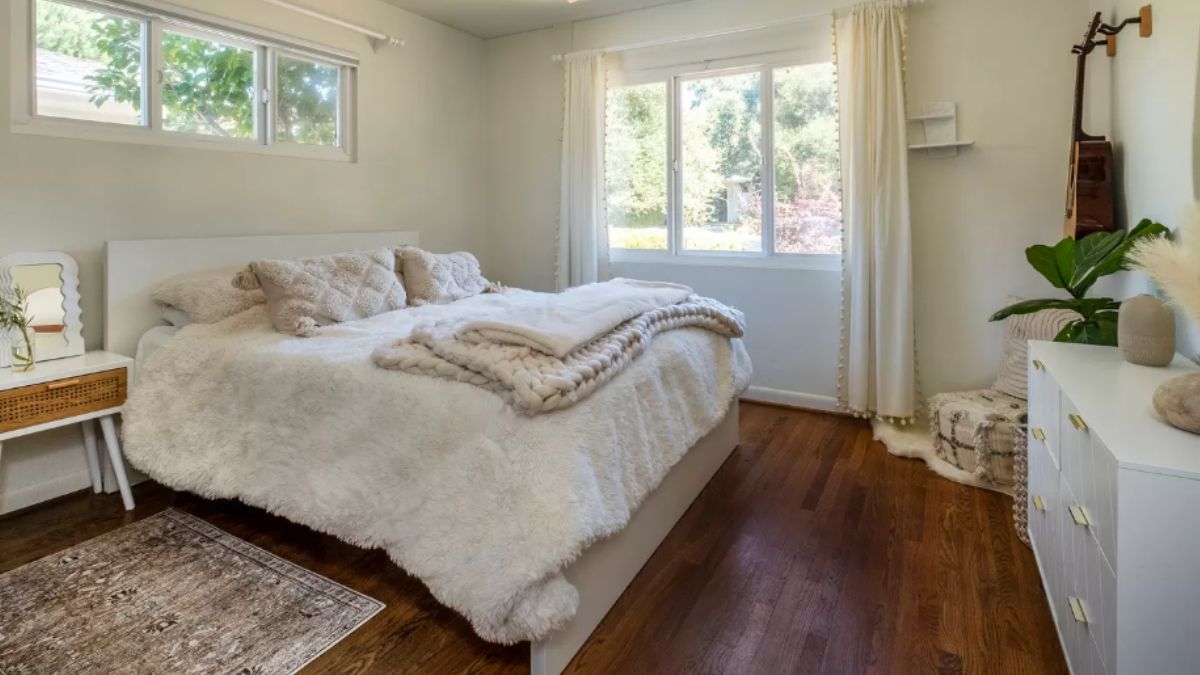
xmin=380 ymin=0 xmax=687 ymax=40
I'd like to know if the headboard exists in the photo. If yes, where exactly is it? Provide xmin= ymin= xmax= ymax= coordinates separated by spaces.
xmin=104 ymin=231 xmax=419 ymax=357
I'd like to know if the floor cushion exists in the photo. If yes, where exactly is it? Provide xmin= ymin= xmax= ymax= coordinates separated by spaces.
xmin=929 ymin=389 xmax=1026 ymax=488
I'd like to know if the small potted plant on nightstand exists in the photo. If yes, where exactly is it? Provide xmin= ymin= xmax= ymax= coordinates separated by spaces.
xmin=0 ymin=286 xmax=35 ymax=371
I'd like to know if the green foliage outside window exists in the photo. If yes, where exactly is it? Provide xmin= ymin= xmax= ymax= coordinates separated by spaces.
xmin=36 ymin=0 xmax=339 ymax=145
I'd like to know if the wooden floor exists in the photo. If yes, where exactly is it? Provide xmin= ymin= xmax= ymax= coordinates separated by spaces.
xmin=0 ymin=403 xmax=1066 ymax=674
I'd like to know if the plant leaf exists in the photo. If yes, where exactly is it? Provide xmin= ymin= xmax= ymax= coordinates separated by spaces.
xmin=1074 ymin=297 xmax=1122 ymax=319
xmin=1026 ymin=243 xmax=1071 ymax=290
xmin=1072 ymin=220 xmax=1170 ymax=294
xmin=1069 ymin=230 xmax=1124 ymax=292
xmin=990 ymin=298 xmax=1080 ymax=322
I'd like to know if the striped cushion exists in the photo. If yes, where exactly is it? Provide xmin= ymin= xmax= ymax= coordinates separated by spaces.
xmin=993 ymin=307 xmax=1078 ymax=399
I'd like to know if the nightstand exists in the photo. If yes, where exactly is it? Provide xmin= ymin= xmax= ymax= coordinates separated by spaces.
xmin=0 ymin=351 xmax=136 ymax=510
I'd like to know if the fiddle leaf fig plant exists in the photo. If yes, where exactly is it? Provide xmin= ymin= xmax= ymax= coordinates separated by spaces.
xmin=990 ymin=219 xmax=1171 ymax=346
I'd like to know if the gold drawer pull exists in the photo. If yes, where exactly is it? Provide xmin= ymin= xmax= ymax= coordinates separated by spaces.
xmin=1070 ymin=505 xmax=1090 ymax=527
xmin=1033 ymin=359 xmax=1046 ymax=371
xmin=1068 ymin=596 xmax=1089 ymax=624
xmin=46 ymin=378 xmax=82 ymax=390
xmin=1032 ymin=427 xmax=1046 ymax=441
xmin=1032 ymin=496 xmax=1046 ymax=512
xmin=1068 ymin=414 xmax=1088 ymax=431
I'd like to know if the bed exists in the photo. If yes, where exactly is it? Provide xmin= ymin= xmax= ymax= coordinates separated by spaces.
xmin=104 ymin=232 xmax=748 ymax=675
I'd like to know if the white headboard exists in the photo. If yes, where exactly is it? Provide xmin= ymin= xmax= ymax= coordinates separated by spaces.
xmin=104 ymin=231 xmax=419 ymax=357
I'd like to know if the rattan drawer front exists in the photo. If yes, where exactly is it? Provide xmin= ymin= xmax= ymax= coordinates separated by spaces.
xmin=0 ymin=369 xmax=127 ymax=434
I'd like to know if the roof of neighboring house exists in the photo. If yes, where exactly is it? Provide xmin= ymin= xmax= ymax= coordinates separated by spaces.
xmin=36 ymin=48 xmax=104 ymax=92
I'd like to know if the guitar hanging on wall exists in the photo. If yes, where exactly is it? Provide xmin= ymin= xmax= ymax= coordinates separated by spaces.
xmin=1064 ymin=12 xmax=1115 ymax=239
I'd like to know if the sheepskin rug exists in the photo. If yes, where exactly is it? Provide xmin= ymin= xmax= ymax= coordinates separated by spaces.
xmin=122 ymin=292 xmax=751 ymax=644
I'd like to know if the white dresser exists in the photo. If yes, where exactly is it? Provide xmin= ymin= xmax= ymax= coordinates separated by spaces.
xmin=1027 ymin=341 xmax=1200 ymax=675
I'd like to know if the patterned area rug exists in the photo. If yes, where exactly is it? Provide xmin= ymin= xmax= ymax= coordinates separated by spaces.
xmin=0 ymin=509 xmax=383 ymax=674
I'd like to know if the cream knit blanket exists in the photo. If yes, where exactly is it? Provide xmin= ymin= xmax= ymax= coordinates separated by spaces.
xmin=373 ymin=295 xmax=745 ymax=414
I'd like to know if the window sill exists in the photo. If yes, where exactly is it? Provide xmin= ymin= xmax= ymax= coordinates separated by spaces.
xmin=610 ymin=251 xmax=840 ymax=272
xmin=10 ymin=115 xmax=354 ymax=163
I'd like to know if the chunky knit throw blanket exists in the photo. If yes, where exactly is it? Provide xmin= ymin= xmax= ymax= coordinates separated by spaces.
xmin=373 ymin=294 xmax=745 ymax=414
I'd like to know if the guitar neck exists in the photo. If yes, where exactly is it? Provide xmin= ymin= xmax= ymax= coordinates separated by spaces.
xmin=1071 ymin=51 xmax=1104 ymax=142
xmin=1071 ymin=54 xmax=1087 ymax=141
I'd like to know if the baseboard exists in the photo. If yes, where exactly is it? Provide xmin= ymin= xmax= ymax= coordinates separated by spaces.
xmin=742 ymin=386 xmax=840 ymax=413
xmin=0 ymin=469 xmax=91 ymax=515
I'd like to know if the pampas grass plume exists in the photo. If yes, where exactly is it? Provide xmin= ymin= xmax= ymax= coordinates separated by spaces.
xmin=1128 ymin=205 xmax=1200 ymax=327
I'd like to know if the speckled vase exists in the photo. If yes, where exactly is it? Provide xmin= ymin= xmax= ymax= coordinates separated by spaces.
xmin=1154 ymin=373 xmax=1200 ymax=434
xmin=1118 ymin=294 xmax=1176 ymax=367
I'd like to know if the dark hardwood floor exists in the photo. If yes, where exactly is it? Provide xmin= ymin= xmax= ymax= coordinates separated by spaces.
xmin=0 ymin=403 xmax=1067 ymax=674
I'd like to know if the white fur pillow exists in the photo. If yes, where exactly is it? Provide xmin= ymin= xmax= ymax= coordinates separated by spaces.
xmin=152 ymin=267 xmax=264 ymax=324
xmin=396 ymin=246 xmax=490 ymax=306
xmin=234 ymin=248 xmax=407 ymax=337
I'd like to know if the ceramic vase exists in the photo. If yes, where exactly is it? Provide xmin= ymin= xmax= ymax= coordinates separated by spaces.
xmin=1118 ymin=294 xmax=1176 ymax=367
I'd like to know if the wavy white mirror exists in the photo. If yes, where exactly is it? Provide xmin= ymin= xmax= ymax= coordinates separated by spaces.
xmin=0 ymin=252 xmax=84 ymax=366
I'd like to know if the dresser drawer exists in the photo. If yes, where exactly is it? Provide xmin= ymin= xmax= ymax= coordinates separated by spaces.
xmin=1058 ymin=475 xmax=1116 ymax=675
xmin=1028 ymin=355 xmax=1061 ymax=469
xmin=1028 ymin=437 xmax=1060 ymax=581
xmin=1060 ymin=394 xmax=1119 ymax=573
xmin=0 ymin=369 xmax=127 ymax=434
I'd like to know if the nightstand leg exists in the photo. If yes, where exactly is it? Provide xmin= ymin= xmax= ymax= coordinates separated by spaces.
xmin=81 ymin=419 xmax=103 ymax=494
xmin=98 ymin=416 xmax=134 ymax=511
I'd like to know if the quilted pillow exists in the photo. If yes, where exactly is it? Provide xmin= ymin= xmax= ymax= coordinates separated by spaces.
xmin=152 ymin=266 xmax=264 ymax=324
xmin=396 ymin=247 xmax=490 ymax=306
xmin=233 ymin=248 xmax=407 ymax=337
xmin=992 ymin=305 xmax=1079 ymax=399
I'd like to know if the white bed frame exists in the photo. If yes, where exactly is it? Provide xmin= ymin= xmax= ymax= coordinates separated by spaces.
xmin=104 ymin=232 xmax=741 ymax=675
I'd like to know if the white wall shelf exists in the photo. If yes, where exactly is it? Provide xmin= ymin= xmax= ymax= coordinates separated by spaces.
xmin=909 ymin=141 xmax=975 ymax=151
xmin=907 ymin=102 xmax=972 ymax=157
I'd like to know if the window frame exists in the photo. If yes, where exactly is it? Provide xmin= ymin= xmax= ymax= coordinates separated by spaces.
xmin=12 ymin=0 xmax=358 ymax=162
xmin=607 ymin=52 xmax=842 ymax=270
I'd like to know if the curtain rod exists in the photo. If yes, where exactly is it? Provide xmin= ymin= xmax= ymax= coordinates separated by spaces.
xmin=260 ymin=0 xmax=404 ymax=51
xmin=549 ymin=0 xmax=924 ymax=62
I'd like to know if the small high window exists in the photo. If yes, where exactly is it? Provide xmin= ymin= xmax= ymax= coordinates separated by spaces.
xmin=23 ymin=0 xmax=356 ymax=160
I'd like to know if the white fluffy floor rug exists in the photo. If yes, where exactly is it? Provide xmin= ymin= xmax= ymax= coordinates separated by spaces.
xmin=871 ymin=419 xmax=1013 ymax=496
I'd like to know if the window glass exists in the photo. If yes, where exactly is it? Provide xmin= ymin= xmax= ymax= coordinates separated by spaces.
xmin=161 ymin=30 xmax=256 ymax=139
xmin=773 ymin=63 xmax=843 ymax=254
xmin=605 ymin=83 xmax=669 ymax=250
xmin=276 ymin=55 xmax=340 ymax=146
xmin=35 ymin=0 xmax=144 ymax=125
xmin=680 ymin=71 xmax=763 ymax=253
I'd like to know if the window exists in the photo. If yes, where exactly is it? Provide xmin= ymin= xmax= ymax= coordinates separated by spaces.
xmin=605 ymin=59 xmax=842 ymax=259
xmin=275 ymin=54 xmax=340 ymax=146
xmin=22 ymin=0 xmax=356 ymax=159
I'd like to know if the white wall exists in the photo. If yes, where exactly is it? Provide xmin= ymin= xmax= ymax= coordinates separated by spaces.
xmin=0 ymin=0 xmax=488 ymax=513
xmin=1103 ymin=0 xmax=1200 ymax=360
xmin=486 ymin=0 xmax=1090 ymax=407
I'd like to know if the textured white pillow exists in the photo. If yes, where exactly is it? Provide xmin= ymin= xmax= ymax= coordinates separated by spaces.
xmin=396 ymin=246 xmax=490 ymax=306
xmin=993 ymin=306 xmax=1079 ymax=399
xmin=152 ymin=267 xmax=264 ymax=324
xmin=234 ymin=248 xmax=407 ymax=337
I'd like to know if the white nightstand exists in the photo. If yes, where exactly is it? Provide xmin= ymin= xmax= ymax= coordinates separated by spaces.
xmin=0 ymin=351 xmax=136 ymax=510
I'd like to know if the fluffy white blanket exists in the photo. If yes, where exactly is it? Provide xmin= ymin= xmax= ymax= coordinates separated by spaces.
xmin=121 ymin=292 xmax=751 ymax=644
xmin=372 ymin=283 xmax=744 ymax=415
xmin=459 ymin=278 xmax=693 ymax=357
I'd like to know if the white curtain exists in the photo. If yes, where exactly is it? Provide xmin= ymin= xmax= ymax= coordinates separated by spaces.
xmin=835 ymin=0 xmax=918 ymax=423
xmin=557 ymin=52 xmax=609 ymax=290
